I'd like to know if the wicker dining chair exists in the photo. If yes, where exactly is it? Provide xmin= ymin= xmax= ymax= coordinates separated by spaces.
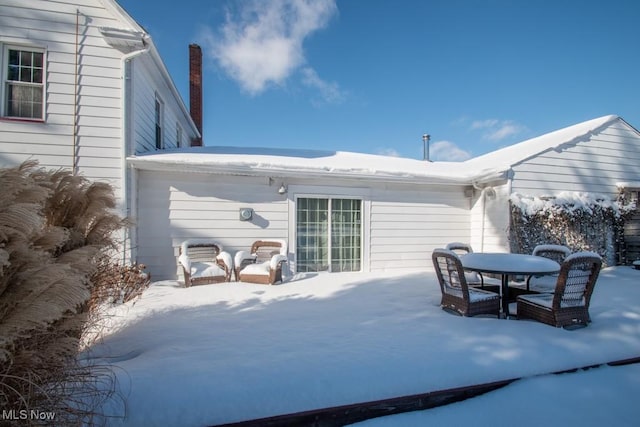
xmin=445 ymin=242 xmax=501 ymax=294
xmin=517 ymin=252 xmax=602 ymax=328
xmin=525 ymin=244 xmax=572 ymax=292
xmin=178 ymin=240 xmax=233 ymax=287
xmin=432 ymin=248 xmax=500 ymax=318
xmin=234 ymin=240 xmax=288 ymax=285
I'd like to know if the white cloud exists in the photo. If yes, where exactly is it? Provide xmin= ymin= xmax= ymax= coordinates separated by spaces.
xmin=485 ymin=122 xmax=524 ymax=141
xmin=429 ymin=140 xmax=472 ymax=161
xmin=467 ymin=118 xmax=526 ymax=141
xmin=471 ymin=119 xmax=499 ymax=130
xmin=202 ymin=0 xmax=338 ymax=95
xmin=300 ymin=67 xmax=345 ymax=104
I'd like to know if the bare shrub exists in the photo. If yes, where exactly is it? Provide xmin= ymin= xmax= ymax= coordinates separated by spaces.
xmin=87 ymin=256 xmax=151 ymax=311
xmin=79 ymin=256 xmax=151 ymax=353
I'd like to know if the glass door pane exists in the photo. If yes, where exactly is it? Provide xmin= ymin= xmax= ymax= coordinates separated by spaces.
xmin=296 ymin=197 xmax=362 ymax=273
xmin=296 ymin=198 xmax=329 ymax=272
xmin=331 ymin=199 xmax=361 ymax=272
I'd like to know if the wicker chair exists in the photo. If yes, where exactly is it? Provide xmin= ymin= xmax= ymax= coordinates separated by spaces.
xmin=525 ymin=244 xmax=572 ymax=292
xmin=432 ymin=248 xmax=500 ymax=318
xmin=445 ymin=242 xmax=500 ymax=293
xmin=234 ymin=240 xmax=288 ymax=285
xmin=178 ymin=240 xmax=233 ymax=287
xmin=517 ymin=252 xmax=602 ymax=328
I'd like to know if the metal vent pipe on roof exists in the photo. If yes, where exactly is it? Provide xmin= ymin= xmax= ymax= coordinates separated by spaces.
xmin=422 ymin=133 xmax=431 ymax=161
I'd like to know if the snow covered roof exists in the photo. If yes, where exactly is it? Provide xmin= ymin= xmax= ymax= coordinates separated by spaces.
xmin=464 ymin=115 xmax=621 ymax=171
xmin=128 ymin=146 xmax=505 ymax=185
xmin=128 ymin=115 xmax=626 ymax=185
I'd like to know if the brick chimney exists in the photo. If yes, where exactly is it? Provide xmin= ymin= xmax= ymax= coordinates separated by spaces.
xmin=189 ymin=44 xmax=203 ymax=146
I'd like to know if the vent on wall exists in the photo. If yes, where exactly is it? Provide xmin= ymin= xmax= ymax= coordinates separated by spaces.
xmin=239 ymin=208 xmax=253 ymax=221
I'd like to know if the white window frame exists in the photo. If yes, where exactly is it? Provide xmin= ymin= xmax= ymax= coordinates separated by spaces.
xmin=295 ymin=197 xmax=363 ymax=273
xmin=288 ymin=185 xmax=371 ymax=273
xmin=1 ymin=44 xmax=46 ymax=121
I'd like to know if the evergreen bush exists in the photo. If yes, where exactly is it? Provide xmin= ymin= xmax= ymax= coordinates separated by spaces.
xmin=509 ymin=192 xmax=635 ymax=266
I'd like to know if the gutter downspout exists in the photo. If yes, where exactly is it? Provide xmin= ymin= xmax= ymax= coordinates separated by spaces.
xmin=73 ymin=10 xmax=80 ymax=174
xmin=120 ymin=40 xmax=150 ymax=265
xmin=472 ymin=169 xmax=511 ymax=252
xmin=472 ymin=182 xmax=487 ymax=252
xmin=506 ymin=168 xmax=515 ymax=251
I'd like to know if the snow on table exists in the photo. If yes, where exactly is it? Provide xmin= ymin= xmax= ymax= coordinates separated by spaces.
xmin=459 ymin=253 xmax=560 ymax=275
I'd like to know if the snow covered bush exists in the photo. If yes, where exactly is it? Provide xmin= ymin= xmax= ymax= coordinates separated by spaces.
xmin=0 ymin=160 xmax=128 ymax=425
xmin=509 ymin=191 xmax=635 ymax=266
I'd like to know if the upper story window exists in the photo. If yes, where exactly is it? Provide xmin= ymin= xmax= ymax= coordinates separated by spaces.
xmin=176 ymin=123 xmax=183 ymax=148
xmin=3 ymin=46 xmax=45 ymax=120
xmin=155 ymin=96 xmax=163 ymax=149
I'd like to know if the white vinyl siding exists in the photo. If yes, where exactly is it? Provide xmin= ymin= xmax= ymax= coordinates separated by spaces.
xmin=369 ymin=186 xmax=471 ymax=272
xmin=136 ymin=171 xmax=472 ymax=279
xmin=0 ymin=0 xmax=199 ymax=196
xmin=510 ymin=122 xmax=640 ymax=198
xmin=0 ymin=0 xmax=125 ymax=196
xmin=136 ymin=172 xmax=289 ymax=280
xmin=130 ymin=56 xmax=193 ymax=153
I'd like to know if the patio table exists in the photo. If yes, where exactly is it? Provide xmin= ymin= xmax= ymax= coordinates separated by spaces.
xmin=459 ymin=253 xmax=560 ymax=318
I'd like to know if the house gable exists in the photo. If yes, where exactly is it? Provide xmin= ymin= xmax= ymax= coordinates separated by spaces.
xmin=507 ymin=118 xmax=640 ymax=197
xmin=463 ymin=115 xmax=621 ymax=174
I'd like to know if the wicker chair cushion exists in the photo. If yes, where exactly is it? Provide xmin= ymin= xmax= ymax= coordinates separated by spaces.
xmin=240 ymin=261 xmax=271 ymax=276
xmin=519 ymin=292 xmax=586 ymax=308
xmin=446 ymin=287 xmax=500 ymax=302
xmin=464 ymin=271 xmax=482 ymax=284
xmin=528 ymin=275 xmax=558 ymax=292
xmin=468 ymin=288 xmax=501 ymax=302
xmin=191 ymin=262 xmax=227 ymax=279
xmin=441 ymin=265 xmax=499 ymax=304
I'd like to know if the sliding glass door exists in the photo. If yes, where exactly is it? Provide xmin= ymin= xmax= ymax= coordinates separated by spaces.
xmin=296 ymin=198 xmax=329 ymax=272
xmin=330 ymin=198 xmax=362 ymax=272
xmin=296 ymin=197 xmax=362 ymax=272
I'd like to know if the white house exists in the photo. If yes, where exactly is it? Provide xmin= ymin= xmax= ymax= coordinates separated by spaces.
xmin=1 ymin=2 xmax=639 ymax=281
xmin=128 ymin=115 xmax=640 ymax=280
xmin=465 ymin=115 xmax=640 ymax=256
xmin=0 ymin=0 xmax=201 ymax=261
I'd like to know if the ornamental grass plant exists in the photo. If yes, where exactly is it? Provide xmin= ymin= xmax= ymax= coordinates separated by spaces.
xmin=0 ymin=160 xmax=146 ymax=425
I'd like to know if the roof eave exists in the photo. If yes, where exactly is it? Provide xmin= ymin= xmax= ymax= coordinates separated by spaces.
xmin=127 ymin=158 xmax=474 ymax=186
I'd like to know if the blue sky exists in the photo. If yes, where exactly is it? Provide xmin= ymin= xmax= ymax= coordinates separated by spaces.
xmin=116 ymin=0 xmax=640 ymax=161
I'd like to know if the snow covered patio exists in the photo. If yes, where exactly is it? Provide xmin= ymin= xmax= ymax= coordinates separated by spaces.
xmin=87 ymin=266 xmax=640 ymax=426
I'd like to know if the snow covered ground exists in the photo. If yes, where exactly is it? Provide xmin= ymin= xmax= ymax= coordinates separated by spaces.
xmin=84 ymin=266 xmax=640 ymax=426
xmin=354 ymin=362 xmax=640 ymax=426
